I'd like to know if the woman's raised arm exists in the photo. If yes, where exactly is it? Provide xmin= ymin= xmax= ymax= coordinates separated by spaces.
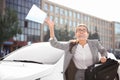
xmin=45 ymin=18 xmax=55 ymax=38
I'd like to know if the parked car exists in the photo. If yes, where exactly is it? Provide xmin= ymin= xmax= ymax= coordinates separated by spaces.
xmin=0 ymin=42 xmax=119 ymax=80
xmin=114 ymin=49 xmax=120 ymax=59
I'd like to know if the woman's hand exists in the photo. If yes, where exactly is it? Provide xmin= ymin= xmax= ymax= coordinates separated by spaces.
xmin=100 ymin=57 xmax=107 ymax=63
xmin=45 ymin=18 xmax=54 ymax=29
xmin=44 ymin=17 xmax=55 ymax=38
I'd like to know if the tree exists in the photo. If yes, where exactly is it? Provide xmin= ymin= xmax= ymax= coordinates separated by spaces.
xmin=92 ymin=32 xmax=100 ymax=41
xmin=55 ymin=24 xmax=74 ymax=41
xmin=43 ymin=24 xmax=74 ymax=41
xmin=43 ymin=29 xmax=50 ymax=42
xmin=88 ymin=27 xmax=100 ymax=41
xmin=88 ymin=32 xmax=93 ymax=39
xmin=91 ymin=27 xmax=100 ymax=41
xmin=0 ymin=8 xmax=21 ymax=57
xmin=43 ymin=26 xmax=63 ymax=41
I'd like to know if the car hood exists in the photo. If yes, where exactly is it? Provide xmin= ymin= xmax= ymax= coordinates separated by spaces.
xmin=0 ymin=61 xmax=54 ymax=80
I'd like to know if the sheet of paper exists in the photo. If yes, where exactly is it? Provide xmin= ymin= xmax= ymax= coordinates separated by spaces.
xmin=25 ymin=4 xmax=47 ymax=24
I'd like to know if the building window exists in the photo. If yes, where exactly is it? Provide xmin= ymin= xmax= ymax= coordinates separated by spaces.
xmin=24 ymin=28 xmax=28 ymax=34
xmin=50 ymin=15 xmax=53 ymax=21
xmin=24 ymin=20 xmax=28 ymax=28
xmin=44 ymin=25 xmax=48 ymax=32
xmin=44 ymin=3 xmax=48 ymax=11
xmin=50 ymin=5 xmax=54 ymax=12
xmin=55 ymin=17 xmax=58 ymax=23
xmin=77 ymin=13 xmax=80 ymax=19
xmin=84 ymin=16 xmax=88 ymax=22
xmin=65 ymin=10 xmax=68 ymax=16
xmin=69 ymin=20 xmax=72 ymax=27
xmin=18 ymin=0 xmax=22 ymax=6
xmin=60 ymin=8 xmax=64 ymax=15
xmin=55 ymin=6 xmax=59 ymax=14
xmin=60 ymin=17 xmax=63 ymax=24
xmin=18 ymin=6 xmax=21 ymax=13
xmin=69 ymin=11 xmax=72 ymax=17
xmin=73 ymin=21 xmax=76 ymax=27
xmin=65 ymin=19 xmax=68 ymax=24
xmin=88 ymin=16 xmax=90 ymax=23
xmin=35 ymin=29 xmax=40 ymax=35
xmin=73 ymin=12 xmax=76 ymax=18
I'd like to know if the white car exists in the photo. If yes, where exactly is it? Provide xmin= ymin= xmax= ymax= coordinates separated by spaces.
xmin=0 ymin=42 xmax=119 ymax=80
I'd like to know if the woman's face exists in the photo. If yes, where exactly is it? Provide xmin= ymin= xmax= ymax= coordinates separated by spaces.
xmin=75 ymin=26 xmax=89 ymax=40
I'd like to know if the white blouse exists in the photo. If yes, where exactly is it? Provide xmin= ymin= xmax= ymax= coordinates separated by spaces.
xmin=73 ymin=44 xmax=93 ymax=69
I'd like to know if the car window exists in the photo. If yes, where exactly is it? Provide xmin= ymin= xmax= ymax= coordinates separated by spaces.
xmin=3 ymin=42 xmax=64 ymax=64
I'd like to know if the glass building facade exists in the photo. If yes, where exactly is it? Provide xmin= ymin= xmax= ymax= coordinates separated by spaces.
xmin=0 ymin=0 xmax=117 ymax=51
xmin=6 ymin=0 xmax=41 ymax=43
xmin=115 ymin=22 xmax=120 ymax=49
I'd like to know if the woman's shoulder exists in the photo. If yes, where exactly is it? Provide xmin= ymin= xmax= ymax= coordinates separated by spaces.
xmin=87 ymin=39 xmax=100 ymax=45
xmin=88 ymin=39 xmax=99 ymax=42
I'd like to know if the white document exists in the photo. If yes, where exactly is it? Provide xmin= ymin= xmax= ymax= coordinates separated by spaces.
xmin=25 ymin=4 xmax=47 ymax=24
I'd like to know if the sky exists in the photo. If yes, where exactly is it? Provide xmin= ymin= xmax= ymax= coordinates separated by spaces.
xmin=48 ymin=0 xmax=120 ymax=22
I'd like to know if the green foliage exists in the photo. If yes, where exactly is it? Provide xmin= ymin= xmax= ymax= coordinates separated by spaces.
xmin=92 ymin=32 xmax=100 ymax=40
xmin=0 ymin=8 xmax=21 ymax=45
xmin=88 ymin=32 xmax=100 ymax=41
xmin=43 ymin=25 xmax=74 ymax=41
xmin=44 ymin=25 xmax=100 ymax=42
xmin=54 ymin=25 xmax=74 ymax=41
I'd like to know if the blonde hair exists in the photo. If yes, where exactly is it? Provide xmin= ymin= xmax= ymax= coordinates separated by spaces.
xmin=77 ymin=24 xmax=87 ymax=27
xmin=75 ymin=24 xmax=89 ymax=33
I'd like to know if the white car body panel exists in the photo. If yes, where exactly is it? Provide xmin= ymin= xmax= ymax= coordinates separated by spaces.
xmin=0 ymin=42 xmax=64 ymax=80
xmin=0 ymin=62 xmax=54 ymax=80
xmin=0 ymin=42 xmax=119 ymax=80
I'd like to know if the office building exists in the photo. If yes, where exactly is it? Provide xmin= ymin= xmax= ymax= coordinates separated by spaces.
xmin=113 ymin=22 xmax=120 ymax=53
xmin=0 ymin=0 xmax=41 ymax=51
xmin=0 ymin=0 xmax=118 ymax=51
xmin=42 ymin=0 xmax=114 ymax=50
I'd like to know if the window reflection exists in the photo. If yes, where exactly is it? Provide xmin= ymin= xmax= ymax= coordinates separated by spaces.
xmin=44 ymin=3 xmax=48 ymax=11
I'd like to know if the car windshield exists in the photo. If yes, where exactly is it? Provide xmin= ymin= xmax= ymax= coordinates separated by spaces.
xmin=3 ymin=42 xmax=64 ymax=64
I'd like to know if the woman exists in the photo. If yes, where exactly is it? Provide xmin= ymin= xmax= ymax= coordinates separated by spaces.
xmin=45 ymin=18 xmax=107 ymax=80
